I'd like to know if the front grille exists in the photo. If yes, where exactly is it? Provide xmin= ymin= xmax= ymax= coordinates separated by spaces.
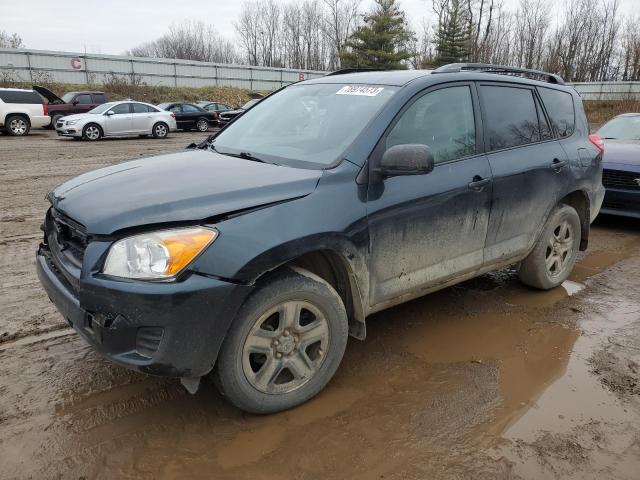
xmin=602 ymin=169 xmax=640 ymax=190
xmin=47 ymin=209 xmax=88 ymax=267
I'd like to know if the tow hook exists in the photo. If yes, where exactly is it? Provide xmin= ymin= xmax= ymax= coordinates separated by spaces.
xmin=180 ymin=376 xmax=201 ymax=394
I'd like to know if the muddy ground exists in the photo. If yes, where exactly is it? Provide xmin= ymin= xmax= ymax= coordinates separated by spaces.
xmin=1 ymin=130 xmax=639 ymax=479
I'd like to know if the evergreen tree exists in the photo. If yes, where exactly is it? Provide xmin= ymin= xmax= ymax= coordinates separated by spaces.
xmin=433 ymin=0 xmax=473 ymax=66
xmin=339 ymin=0 xmax=414 ymax=70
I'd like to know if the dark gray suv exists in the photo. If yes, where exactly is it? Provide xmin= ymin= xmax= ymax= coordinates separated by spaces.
xmin=37 ymin=64 xmax=605 ymax=414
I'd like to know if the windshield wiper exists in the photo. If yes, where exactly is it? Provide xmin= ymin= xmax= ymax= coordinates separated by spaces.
xmin=211 ymin=145 xmax=275 ymax=165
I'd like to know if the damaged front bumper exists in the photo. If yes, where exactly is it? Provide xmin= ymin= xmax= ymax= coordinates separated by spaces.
xmin=36 ymin=244 xmax=252 ymax=381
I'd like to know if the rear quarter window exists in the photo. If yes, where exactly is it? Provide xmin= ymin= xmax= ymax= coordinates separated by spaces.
xmin=0 ymin=90 xmax=43 ymax=104
xmin=538 ymin=87 xmax=576 ymax=138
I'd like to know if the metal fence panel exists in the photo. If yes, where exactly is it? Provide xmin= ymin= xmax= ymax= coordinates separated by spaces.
xmin=571 ymin=82 xmax=640 ymax=101
xmin=0 ymin=48 xmax=326 ymax=90
xmin=7 ymin=49 xmax=637 ymax=98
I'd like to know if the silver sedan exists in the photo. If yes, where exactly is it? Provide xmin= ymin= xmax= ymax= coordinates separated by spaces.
xmin=55 ymin=101 xmax=178 ymax=141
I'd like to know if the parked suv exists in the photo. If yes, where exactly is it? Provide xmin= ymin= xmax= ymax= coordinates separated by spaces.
xmin=33 ymin=85 xmax=107 ymax=126
xmin=0 ymin=88 xmax=51 ymax=135
xmin=37 ymin=64 xmax=604 ymax=414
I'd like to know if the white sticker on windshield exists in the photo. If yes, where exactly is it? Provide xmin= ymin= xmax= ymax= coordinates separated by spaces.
xmin=336 ymin=85 xmax=384 ymax=97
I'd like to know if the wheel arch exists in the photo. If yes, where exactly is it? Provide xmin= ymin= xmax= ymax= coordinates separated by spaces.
xmin=250 ymin=248 xmax=368 ymax=340
xmin=559 ymin=190 xmax=590 ymax=251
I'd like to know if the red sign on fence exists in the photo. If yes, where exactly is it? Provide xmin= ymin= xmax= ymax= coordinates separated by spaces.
xmin=299 ymin=73 xmax=305 ymax=81
xmin=70 ymin=57 xmax=82 ymax=70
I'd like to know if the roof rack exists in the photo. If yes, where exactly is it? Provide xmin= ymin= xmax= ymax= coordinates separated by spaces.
xmin=326 ymin=68 xmax=385 ymax=76
xmin=433 ymin=63 xmax=565 ymax=85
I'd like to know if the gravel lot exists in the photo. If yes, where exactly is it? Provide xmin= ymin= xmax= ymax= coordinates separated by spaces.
xmin=1 ymin=129 xmax=639 ymax=479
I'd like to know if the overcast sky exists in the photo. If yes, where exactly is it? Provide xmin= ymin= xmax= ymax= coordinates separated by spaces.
xmin=0 ymin=0 xmax=636 ymax=55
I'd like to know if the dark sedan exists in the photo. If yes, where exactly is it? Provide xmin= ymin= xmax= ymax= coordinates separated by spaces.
xmin=597 ymin=113 xmax=640 ymax=218
xmin=157 ymin=103 xmax=218 ymax=131
xmin=218 ymin=98 xmax=261 ymax=126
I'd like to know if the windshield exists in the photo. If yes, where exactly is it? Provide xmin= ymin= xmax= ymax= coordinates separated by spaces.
xmin=88 ymin=102 xmax=117 ymax=114
xmin=213 ymin=84 xmax=398 ymax=167
xmin=61 ymin=92 xmax=76 ymax=103
xmin=597 ymin=116 xmax=640 ymax=141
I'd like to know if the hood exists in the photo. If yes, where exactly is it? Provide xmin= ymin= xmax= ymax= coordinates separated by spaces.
xmin=49 ymin=150 xmax=322 ymax=235
xmin=33 ymin=85 xmax=64 ymax=104
xmin=602 ymin=139 xmax=640 ymax=170
xmin=59 ymin=113 xmax=93 ymax=122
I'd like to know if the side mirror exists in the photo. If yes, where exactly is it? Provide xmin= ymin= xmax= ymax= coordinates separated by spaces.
xmin=105 ymin=110 xmax=115 ymax=116
xmin=379 ymin=144 xmax=435 ymax=178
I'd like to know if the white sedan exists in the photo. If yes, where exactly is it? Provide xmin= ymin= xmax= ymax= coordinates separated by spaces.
xmin=55 ymin=101 xmax=178 ymax=141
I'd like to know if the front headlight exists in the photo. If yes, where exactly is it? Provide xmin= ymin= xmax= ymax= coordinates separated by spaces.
xmin=103 ymin=227 xmax=217 ymax=280
xmin=66 ymin=119 xmax=79 ymax=125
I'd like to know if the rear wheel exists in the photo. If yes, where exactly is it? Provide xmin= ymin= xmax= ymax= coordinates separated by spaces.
xmin=518 ymin=204 xmax=581 ymax=290
xmin=51 ymin=114 xmax=64 ymax=128
xmin=215 ymin=269 xmax=348 ymax=414
xmin=5 ymin=115 xmax=30 ymax=136
xmin=152 ymin=122 xmax=169 ymax=138
xmin=82 ymin=123 xmax=102 ymax=141
xmin=196 ymin=118 xmax=209 ymax=132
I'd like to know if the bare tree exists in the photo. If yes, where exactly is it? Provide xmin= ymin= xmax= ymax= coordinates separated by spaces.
xmin=322 ymin=0 xmax=361 ymax=69
xmin=0 ymin=31 xmax=24 ymax=49
xmin=128 ymin=21 xmax=240 ymax=63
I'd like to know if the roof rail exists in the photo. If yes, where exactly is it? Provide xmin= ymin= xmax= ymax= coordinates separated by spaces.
xmin=433 ymin=63 xmax=565 ymax=85
xmin=326 ymin=68 xmax=385 ymax=76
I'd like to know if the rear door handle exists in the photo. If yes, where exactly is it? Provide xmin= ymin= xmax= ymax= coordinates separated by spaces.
xmin=551 ymin=158 xmax=567 ymax=171
xmin=468 ymin=175 xmax=491 ymax=191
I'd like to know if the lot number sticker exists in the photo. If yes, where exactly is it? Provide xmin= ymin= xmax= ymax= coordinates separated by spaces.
xmin=336 ymin=86 xmax=384 ymax=96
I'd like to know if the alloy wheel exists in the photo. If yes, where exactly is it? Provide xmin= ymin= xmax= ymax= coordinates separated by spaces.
xmin=196 ymin=120 xmax=209 ymax=132
xmin=155 ymin=124 xmax=167 ymax=137
xmin=9 ymin=118 xmax=27 ymax=135
xmin=242 ymin=300 xmax=330 ymax=394
xmin=85 ymin=125 xmax=100 ymax=140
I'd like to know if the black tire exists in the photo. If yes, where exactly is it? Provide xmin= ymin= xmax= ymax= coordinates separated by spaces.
xmin=152 ymin=122 xmax=169 ymax=138
xmin=82 ymin=123 xmax=102 ymax=141
xmin=518 ymin=204 xmax=581 ymax=290
xmin=5 ymin=115 xmax=30 ymax=136
xmin=51 ymin=114 xmax=64 ymax=128
xmin=215 ymin=268 xmax=349 ymax=414
xmin=196 ymin=118 xmax=209 ymax=132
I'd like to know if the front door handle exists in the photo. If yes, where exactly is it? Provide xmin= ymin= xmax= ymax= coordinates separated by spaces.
xmin=468 ymin=175 xmax=491 ymax=191
xmin=551 ymin=158 xmax=567 ymax=171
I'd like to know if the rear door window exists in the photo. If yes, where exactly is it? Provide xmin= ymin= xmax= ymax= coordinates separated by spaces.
xmin=538 ymin=87 xmax=576 ymax=138
xmin=480 ymin=85 xmax=543 ymax=151
xmin=386 ymin=85 xmax=477 ymax=163
xmin=92 ymin=93 xmax=107 ymax=104
xmin=0 ymin=90 xmax=43 ymax=104
xmin=132 ymin=103 xmax=151 ymax=113
xmin=182 ymin=104 xmax=200 ymax=113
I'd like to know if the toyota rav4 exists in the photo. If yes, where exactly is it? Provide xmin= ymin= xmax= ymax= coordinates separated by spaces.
xmin=37 ymin=64 xmax=605 ymax=414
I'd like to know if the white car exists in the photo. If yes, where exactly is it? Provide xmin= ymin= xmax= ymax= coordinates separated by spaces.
xmin=55 ymin=100 xmax=178 ymax=141
xmin=0 ymin=88 xmax=51 ymax=136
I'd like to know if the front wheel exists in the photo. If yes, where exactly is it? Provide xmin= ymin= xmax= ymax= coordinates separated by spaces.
xmin=215 ymin=268 xmax=348 ymax=414
xmin=82 ymin=123 xmax=102 ymax=141
xmin=518 ymin=204 xmax=581 ymax=290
